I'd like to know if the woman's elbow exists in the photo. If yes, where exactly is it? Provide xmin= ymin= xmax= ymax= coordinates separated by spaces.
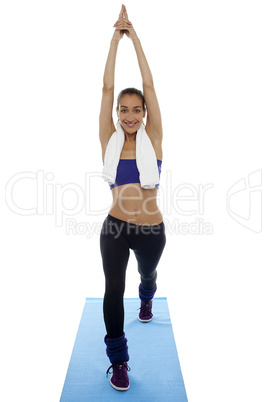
xmin=102 ymin=84 xmax=115 ymax=92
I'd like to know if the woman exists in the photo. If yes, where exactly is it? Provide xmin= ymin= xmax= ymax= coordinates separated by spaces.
xmin=99 ymin=4 xmax=166 ymax=391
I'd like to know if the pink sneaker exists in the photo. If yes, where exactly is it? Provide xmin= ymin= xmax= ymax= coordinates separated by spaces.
xmin=138 ymin=300 xmax=153 ymax=322
xmin=106 ymin=361 xmax=131 ymax=391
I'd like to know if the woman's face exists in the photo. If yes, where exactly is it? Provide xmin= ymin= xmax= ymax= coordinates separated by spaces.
xmin=117 ymin=94 xmax=146 ymax=134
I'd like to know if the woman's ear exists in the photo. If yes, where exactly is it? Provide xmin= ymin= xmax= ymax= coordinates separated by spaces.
xmin=143 ymin=108 xmax=147 ymax=118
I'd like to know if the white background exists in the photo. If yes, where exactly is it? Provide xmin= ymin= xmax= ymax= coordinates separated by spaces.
xmin=1 ymin=1 xmax=266 ymax=401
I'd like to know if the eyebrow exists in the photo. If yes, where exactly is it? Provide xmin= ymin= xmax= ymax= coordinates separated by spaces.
xmin=120 ymin=105 xmax=142 ymax=108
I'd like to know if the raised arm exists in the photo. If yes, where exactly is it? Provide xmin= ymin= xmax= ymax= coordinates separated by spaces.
xmin=114 ymin=5 xmax=163 ymax=142
xmin=99 ymin=39 xmax=118 ymax=152
xmin=133 ymin=37 xmax=163 ymax=142
xmin=99 ymin=5 xmax=132 ymax=160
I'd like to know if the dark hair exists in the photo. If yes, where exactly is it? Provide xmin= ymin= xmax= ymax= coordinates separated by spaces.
xmin=116 ymin=87 xmax=146 ymax=111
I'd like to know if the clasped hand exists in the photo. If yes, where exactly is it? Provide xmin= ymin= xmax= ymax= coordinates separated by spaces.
xmin=113 ymin=4 xmax=137 ymax=41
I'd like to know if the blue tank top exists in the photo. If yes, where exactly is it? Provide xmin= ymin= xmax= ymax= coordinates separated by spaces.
xmin=109 ymin=159 xmax=162 ymax=190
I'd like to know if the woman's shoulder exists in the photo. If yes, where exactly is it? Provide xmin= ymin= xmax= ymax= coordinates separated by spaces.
xmin=145 ymin=123 xmax=163 ymax=161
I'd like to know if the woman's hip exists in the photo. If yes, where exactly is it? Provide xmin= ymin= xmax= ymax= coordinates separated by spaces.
xmin=100 ymin=213 xmax=166 ymax=249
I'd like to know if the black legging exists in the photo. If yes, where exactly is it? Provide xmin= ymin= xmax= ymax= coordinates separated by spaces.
xmin=100 ymin=214 xmax=166 ymax=338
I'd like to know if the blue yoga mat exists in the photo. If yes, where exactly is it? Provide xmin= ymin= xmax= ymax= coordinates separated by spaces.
xmin=60 ymin=298 xmax=188 ymax=402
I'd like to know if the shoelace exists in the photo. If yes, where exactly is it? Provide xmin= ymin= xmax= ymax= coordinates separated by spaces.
xmin=138 ymin=301 xmax=151 ymax=315
xmin=106 ymin=361 xmax=131 ymax=378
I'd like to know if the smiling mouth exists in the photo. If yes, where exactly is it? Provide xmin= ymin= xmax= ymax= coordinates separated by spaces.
xmin=125 ymin=122 xmax=137 ymax=127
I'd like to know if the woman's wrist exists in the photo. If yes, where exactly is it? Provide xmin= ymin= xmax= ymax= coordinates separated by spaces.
xmin=131 ymin=35 xmax=139 ymax=44
xmin=111 ymin=37 xmax=120 ymax=45
xmin=111 ymin=33 xmax=120 ymax=44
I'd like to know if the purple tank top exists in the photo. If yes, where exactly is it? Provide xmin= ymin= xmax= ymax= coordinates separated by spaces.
xmin=109 ymin=159 xmax=162 ymax=190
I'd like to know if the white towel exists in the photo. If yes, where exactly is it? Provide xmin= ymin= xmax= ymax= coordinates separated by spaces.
xmin=102 ymin=121 xmax=160 ymax=189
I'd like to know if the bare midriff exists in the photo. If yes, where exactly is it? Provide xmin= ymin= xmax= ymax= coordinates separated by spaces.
xmin=109 ymin=183 xmax=163 ymax=226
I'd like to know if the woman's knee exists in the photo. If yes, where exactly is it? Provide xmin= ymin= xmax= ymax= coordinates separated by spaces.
xmin=105 ymin=277 xmax=126 ymax=296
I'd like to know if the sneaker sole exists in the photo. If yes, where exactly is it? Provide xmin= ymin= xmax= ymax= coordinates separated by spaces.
xmin=138 ymin=316 xmax=153 ymax=323
xmin=110 ymin=374 xmax=130 ymax=391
